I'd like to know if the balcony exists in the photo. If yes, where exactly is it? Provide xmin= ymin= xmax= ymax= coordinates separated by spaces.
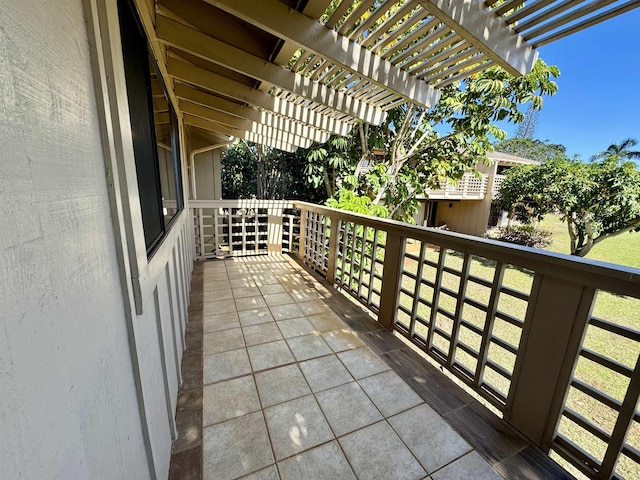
xmin=174 ymin=200 xmax=640 ymax=479
xmin=424 ymin=173 xmax=490 ymax=200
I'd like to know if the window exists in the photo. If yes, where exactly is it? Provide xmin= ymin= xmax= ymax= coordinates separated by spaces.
xmin=118 ymin=0 xmax=183 ymax=256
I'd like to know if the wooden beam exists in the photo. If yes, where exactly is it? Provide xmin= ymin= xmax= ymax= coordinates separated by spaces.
xmin=156 ymin=15 xmax=386 ymax=125
xmin=180 ymin=100 xmax=320 ymax=147
xmin=416 ymin=0 xmax=538 ymax=76
xmin=168 ymin=57 xmax=353 ymax=137
xmin=175 ymin=83 xmax=330 ymax=143
xmin=206 ymin=0 xmax=441 ymax=108
xmin=183 ymin=114 xmax=303 ymax=152
xmin=180 ymin=101 xmax=252 ymax=130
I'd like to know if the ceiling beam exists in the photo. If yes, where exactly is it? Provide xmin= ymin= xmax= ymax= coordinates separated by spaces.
xmin=180 ymin=100 xmax=322 ymax=147
xmin=206 ymin=0 xmax=441 ymax=109
xmin=156 ymin=15 xmax=386 ymax=125
xmin=167 ymin=57 xmax=353 ymax=137
xmin=175 ymin=83 xmax=330 ymax=143
xmin=183 ymin=114 xmax=302 ymax=153
xmin=417 ymin=0 xmax=538 ymax=76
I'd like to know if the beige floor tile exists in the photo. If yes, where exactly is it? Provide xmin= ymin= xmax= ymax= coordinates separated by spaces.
xmin=203 ymin=328 xmax=245 ymax=355
xmin=299 ymin=355 xmax=353 ymax=392
xmin=255 ymin=364 xmax=311 ymax=408
xmin=297 ymin=299 xmax=331 ymax=316
xmin=238 ymin=465 xmax=279 ymax=480
xmin=233 ymin=286 xmax=262 ymax=299
xmin=253 ymin=274 xmax=280 ymax=286
xmin=322 ymin=329 xmax=365 ymax=352
xmin=277 ymin=441 xmax=355 ymax=480
xmin=204 ymin=348 xmax=252 ymax=385
xmin=270 ymin=303 xmax=305 ymax=321
xmin=204 ymin=312 xmax=240 ymax=333
xmin=306 ymin=312 xmax=346 ymax=332
xmin=204 ymin=375 xmax=261 ymax=426
xmin=247 ymin=340 xmax=295 ymax=371
xmin=316 ymin=381 xmax=383 ymax=436
xmin=359 ymin=370 xmax=423 ymax=417
xmin=339 ymin=421 xmax=426 ymax=480
xmin=239 ymin=307 xmax=275 ymax=326
xmin=431 ymin=451 xmax=502 ymax=480
xmin=337 ymin=346 xmax=390 ymax=379
xmin=285 ymin=334 xmax=332 ymax=361
xmin=264 ymin=396 xmax=334 ymax=460
xmin=243 ymin=323 xmax=283 ymax=346
xmin=203 ymin=411 xmax=274 ymax=480
xmin=235 ymin=295 xmax=268 ymax=311
xmin=276 ymin=318 xmax=317 ymax=339
xmin=204 ymin=299 xmax=237 ymax=316
xmin=258 ymin=284 xmax=287 ymax=295
xmin=263 ymin=293 xmax=295 ymax=307
xmin=389 ymin=404 xmax=472 ymax=473
xmin=230 ymin=278 xmax=257 ymax=289
xmin=203 ymin=289 xmax=233 ymax=301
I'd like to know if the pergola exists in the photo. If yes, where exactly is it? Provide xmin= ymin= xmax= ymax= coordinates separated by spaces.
xmin=146 ymin=0 xmax=639 ymax=153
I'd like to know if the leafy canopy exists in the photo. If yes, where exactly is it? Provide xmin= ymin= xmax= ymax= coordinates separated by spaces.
xmin=328 ymin=60 xmax=560 ymax=222
xmin=496 ymin=154 xmax=640 ymax=257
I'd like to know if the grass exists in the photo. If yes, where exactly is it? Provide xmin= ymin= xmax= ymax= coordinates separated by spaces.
xmin=337 ymin=217 xmax=640 ymax=479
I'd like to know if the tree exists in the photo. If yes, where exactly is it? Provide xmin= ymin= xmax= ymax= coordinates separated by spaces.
xmin=514 ymin=105 xmax=539 ymax=139
xmin=304 ymin=134 xmax=357 ymax=198
xmin=591 ymin=138 xmax=640 ymax=163
xmin=221 ymin=140 xmax=327 ymax=202
xmin=326 ymin=60 xmax=560 ymax=222
xmin=493 ymin=137 xmax=568 ymax=163
xmin=496 ymin=157 xmax=640 ymax=257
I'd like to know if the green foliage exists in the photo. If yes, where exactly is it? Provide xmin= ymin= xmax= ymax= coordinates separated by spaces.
xmin=326 ymin=189 xmax=388 ymax=218
xmin=591 ymin=138 xmax=640 ymax=163
xmin=323 ymin=59 xmax=560 ymax=223
xmin=487 ymin=225 xmax=552 ymax=249
xmin=493 ymin=137 xmax=569 ymax=162
xmin=221 ymin=141 xmax=327 ymax=202
xmin=496 ymin=155 xmax=640 ymax=256
xmin=304 ymin=135 xmax=357 ymax=198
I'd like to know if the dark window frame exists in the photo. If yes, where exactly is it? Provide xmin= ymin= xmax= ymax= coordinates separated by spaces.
xmin=118 ymin=0 xmax=184 ymax=257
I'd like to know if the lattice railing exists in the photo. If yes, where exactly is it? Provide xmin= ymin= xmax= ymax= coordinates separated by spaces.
xmin=189 ymin=200 xmax=293 ymax=259
xmin=425 ymin=172 xmax=489 ymax=199
xmin=293 ymin=200 xmax=640 ymax=480
xmin=553 ymin=293 xmax=640 ymax=480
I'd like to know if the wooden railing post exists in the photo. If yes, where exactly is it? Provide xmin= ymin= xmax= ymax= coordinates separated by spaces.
xmin=505 ymin=273 xmax=595 ymax=448
xmin=377 ymin=232 xmax=405 ymax=331
xmin=296 ymin=206 xmax=307 ymax=262
xmin=266 ymin=202 xmax=284 ymax=252
xmin=325 ymin=215 xmax=339 ymax=285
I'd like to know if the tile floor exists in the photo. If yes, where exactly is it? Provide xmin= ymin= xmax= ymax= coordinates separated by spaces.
xmin=198 ymin=254 xmax=504 ymax=480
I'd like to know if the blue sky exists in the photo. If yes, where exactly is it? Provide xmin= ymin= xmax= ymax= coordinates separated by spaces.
xmin=507 ymin=8 xmax=640 ymax=160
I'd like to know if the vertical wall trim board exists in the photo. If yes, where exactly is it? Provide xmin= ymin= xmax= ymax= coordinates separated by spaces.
xmin=166 ymin=262 xmax=183 ymax=384
xmin=153 ymin=288 xmax=179 ymax=440
xmin=81 ymin=0 xmax=156 ymax=477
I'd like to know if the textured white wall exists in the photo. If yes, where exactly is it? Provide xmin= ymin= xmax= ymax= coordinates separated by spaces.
xmin=0 ymin=1 xmax=151 ymax=478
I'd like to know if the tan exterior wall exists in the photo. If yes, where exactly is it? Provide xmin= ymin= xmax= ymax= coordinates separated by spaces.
xmin=435 ymin=200 xmax=491 ymax=236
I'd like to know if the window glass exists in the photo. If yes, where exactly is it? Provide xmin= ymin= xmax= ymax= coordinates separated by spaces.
xmin=118 ymin=0 xmax=183 ymax=256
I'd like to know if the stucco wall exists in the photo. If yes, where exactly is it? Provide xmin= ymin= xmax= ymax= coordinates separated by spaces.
xmin=0 ymin=1 xmax=153 ymax=478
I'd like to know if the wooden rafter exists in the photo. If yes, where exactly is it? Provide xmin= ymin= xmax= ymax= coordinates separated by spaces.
xmin=168 ymin=57 xmax=353 ymax=137
xmin=156 ymin=15 xmax=387 ymax=125
xmin=206 ymin=0 xmax=441 ymax=109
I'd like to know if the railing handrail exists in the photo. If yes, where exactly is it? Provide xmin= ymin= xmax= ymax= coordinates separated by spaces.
xmin=292 ymin=201 xmax=640 ymax=298
xmin=189 ymin=199 xmax=294 ymax=208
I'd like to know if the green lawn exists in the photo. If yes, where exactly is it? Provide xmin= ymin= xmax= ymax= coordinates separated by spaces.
xmin=540 ymin=214 xmax=640 ymax=268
